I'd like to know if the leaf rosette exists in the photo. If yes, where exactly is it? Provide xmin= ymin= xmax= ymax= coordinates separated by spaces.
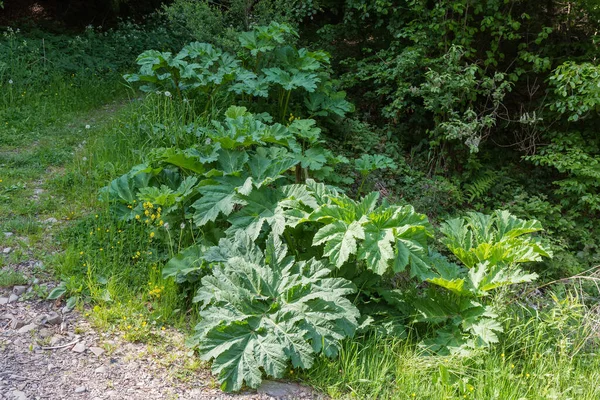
xmin=192 ymin=232 xmax=359 ymax=392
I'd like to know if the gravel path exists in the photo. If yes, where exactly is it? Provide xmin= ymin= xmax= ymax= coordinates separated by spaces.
xmin=0 ymin=284 xmax=324 ymax=400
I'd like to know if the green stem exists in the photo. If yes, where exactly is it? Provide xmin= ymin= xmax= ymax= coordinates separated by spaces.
xmin=282 ymin=90 xmax=291 ymax=122
xmin=357 ymin=173 xmax=368 ymax=198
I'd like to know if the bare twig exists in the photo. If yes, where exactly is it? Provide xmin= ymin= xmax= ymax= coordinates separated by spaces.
xmin=40 ymin=339 xmax=80 ymax=351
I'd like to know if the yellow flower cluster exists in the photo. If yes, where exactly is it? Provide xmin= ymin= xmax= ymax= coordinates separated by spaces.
xmin=288 ymin=113 xmax=299 ymax=123
xmin=134 ymin=202 xmax=163 ymax=226
xmin=148 ymin=284 xmax=164 ymax=298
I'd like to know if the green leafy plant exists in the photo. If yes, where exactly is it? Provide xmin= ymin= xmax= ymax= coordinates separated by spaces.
xmin=417 ymin=210 xmax=552 ymax=354
xmin=101 ymin=107 xmax=351 ymax=240
xmin=191 ymin=232 xmax=359 ymax=391
xmin=124 ymin=22 xmax=353 ymax=121
xmin=285 ymin=182 xmax=433 ymax=277
xmin=549 ymin=62 xmax=600 ymax=122
xmin=353 ymin=154 xmax=397 ymax=196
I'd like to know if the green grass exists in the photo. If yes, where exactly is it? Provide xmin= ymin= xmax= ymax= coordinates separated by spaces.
xmin=300 ymin=292 xmax=600 ymax=399
xmin=1 ymin=56 xmax=197 ymax=344
xmin=0 ymin=269 xmax=27 ymax=287
xmin=302 ymin=337 xmax=600 ymax=399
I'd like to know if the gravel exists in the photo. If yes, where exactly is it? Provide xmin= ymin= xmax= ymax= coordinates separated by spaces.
xmin=0 ymin=284 xmax=326 ymax=400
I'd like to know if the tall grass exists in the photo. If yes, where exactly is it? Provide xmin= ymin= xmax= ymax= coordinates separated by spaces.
xmin=303 ymin=290 xmax=600 ymax=399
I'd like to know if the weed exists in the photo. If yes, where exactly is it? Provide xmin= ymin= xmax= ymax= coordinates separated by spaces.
xmin=0 ymin=269 xmax=27 ymax=287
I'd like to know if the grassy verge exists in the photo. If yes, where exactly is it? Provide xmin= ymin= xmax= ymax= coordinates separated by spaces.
xmin=1 ymin=76 xmax=192 ymax=336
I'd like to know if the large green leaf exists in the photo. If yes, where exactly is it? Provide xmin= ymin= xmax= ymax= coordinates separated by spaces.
xmin=313 ymin=221 xmax=365 ymax=267
xmin=163 ymin=244 xmax=206 ymax=282
xmin=227 ymin=188 xmax=288 ymax=240
xmin=263 ymin=67 xmax=319 ymax=92
xmin=286 ymin=189 xmax=433 ymax=275
xmin=439 ymin=210 xmax=551 ymax=269
xmin=193 ymin=233 xmax=358 ymax=392
xmin=192 ymin=176 xmax=246 ymax=226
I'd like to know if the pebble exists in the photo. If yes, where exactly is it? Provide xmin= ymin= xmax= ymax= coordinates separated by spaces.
xmin=72 ymin=342 xmax=86 ymax=353
xmin=3 ymin=232 xmax=13 ymax=237
xmin=95 ymin=366 xmax=107 ymax=374
xmin=74 ymin=386 xmax=86 ymax=393
xmin=0 ymin=297 xmax=8 ymax=305
xmin=38 ymin=328 xmax=53 ymax=338
xmin=258 ymin=380 xmax=306 ymax=397
xmin=17 ymin=323 xmax=37 ymax=334
xmin=3 ymin=247 xmax=12 ymax=254
xmin=13 ymin=286 xmax=27 ymax=296
xmin=43 ymin=217 xmax=58 ymax=224
xmin=89 ymin=346 xmax=105 ymax=357
xmin=49 ymin=335 xmax=63 ymax=346
xmin=8 ymin=294 xmax=19 ymax=303
xmin=11 ymin=390 xmax=28 ymax=400
xmin=10 ymin=319 xmax=26 ymax=330
xmin=45 ymin=311 xmax=62 ymax=325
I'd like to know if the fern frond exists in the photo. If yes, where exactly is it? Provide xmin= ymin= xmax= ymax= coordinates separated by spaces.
xmin=464 ymin=171 xmax=497 ymax=202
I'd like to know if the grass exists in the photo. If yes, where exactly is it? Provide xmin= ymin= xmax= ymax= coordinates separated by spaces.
xmin=0 ymin=269 xmax=27 ymax=287
xmin=300 ymin=291 xmax=600 ymax=399
xmin=1 ymin=35 xmax=192 ymax=342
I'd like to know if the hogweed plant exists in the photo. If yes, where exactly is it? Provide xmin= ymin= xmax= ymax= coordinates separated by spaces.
xmin=124 ymin=22 xmax=353 ymax=122
xmin=99 ymin=102 xmax=551 ymax=390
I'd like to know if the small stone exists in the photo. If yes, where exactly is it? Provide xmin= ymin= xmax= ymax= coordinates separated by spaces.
xmin=1 ymin=313 xmax=14 ymax=321
xmin=10 ymin=319 xmax=26 ymax=330
xmin=74 ymin=386 xmax=86 ymax=393
xmin=13 ymin=286 xmax=27 ymax=296
xmin=0 ymin=297 xmax=8 ymax=305
xmin=11 ymin=390 xmax=28 ymax=400
xmin=3 ymin=232 xmax=13 ymax=238
xmin=43 ymin=218 xmax=58 ymax=224
xmin=45 ymin=311 xmax=61 ymax=325
xmin=89 ymin=346 xmax=105 ymax=357
xmin=61 ymin=305 xmax=73 ymax=314
xmin=49 ymin=335 xmax=63 ymax=346
xmin=8 ymin=294 xmax=19 ymax=303
xmin=33 ymin=189 xmax=44 ymax=195
xmin=17 ymin=323 xmax=37 ymax=334
xmin=38 ymin=328 xmax=52 ymax=338
xmin=258 ymin=381 xmax=305 ymax=397
xmin=95 ymin=366 xmax=107 ymax=374
xmin=72 ymin=342 xmax=86 ymax=353
xmin=3 ymin=247 xmax=12 ymax=254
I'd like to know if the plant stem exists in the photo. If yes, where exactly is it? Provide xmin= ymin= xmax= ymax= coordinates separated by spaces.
xmin=282 ymin=90 xmax=291 ymax=122
xmin=357 ymin=173 xmax=368 ymax=197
